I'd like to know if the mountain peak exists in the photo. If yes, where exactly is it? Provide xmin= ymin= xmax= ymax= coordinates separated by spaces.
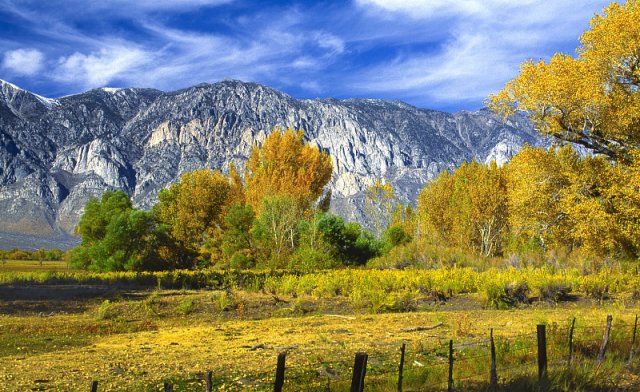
xmin=0 ymin=79 xmax=544 ymax=249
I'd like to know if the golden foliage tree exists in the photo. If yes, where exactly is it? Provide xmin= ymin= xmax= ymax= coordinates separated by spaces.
xmin=244 ymin=129 xmax=333 ymax=215
xmin=506 ymin=145 xmax=638 ymax=257
xmin=155 ymin=169 xmax=230 ymax=251
xmin=506 ymin=146 xmax=573 ymax=250
xmin=417 ymin=161 xmax=508 ymax=256
xmin=489 ymin=1 xmax=640 ymax=161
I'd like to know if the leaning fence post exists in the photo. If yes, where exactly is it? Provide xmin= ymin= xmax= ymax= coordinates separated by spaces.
xmin=350 ymin=352 xmax=368 ymax=392
xmin=567 ymin=317 xmax=576 ymax=367
xmin=490 ymin=329 xmax=497 ymax=391
xmin=537 ymin=324 xmax=547 ymax=385
xmin=447 ymin=340 xmax=454 ymax=392
xmin=274 ymin=352 xmax=286 ymax=392
xmin=397 ymin=343 xmax=406 ymax=392
xmin=597 ymin=315 xmax=613 ymax=363
xmin=205 ymin=370 xmax=213 ymax=392
xmin=629 ymin=315 xmax=638 ymax=363
xmin=90 ymin=381 xmax=98 ymax=392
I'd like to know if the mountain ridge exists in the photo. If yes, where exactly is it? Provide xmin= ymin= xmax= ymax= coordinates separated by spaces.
xmin=0 ymin=79 xmax=544 ymax=249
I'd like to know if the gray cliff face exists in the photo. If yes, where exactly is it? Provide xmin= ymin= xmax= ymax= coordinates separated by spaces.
xmin=0 ymin=79 xmax=543 ymax=249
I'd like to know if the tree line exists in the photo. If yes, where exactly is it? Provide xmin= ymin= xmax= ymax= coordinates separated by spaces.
xmin=70 ymin=1 xmax=640 ymax=271
xmin=416 ymin=146 xmax=640 ymax=259
xmin=69 ymin=130 xmax=391 ymax=272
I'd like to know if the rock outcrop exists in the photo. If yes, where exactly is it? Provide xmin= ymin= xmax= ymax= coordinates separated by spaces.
xmin=0 ymin=79 xmax=544 ymax=249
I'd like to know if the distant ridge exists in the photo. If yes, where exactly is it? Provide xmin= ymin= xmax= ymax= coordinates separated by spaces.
xmin=0 ymin=79 xmax=544 ymax=249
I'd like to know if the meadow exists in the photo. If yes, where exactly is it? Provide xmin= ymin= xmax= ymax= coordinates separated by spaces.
xmin=2 ymin=260 xmax=640 ymax=391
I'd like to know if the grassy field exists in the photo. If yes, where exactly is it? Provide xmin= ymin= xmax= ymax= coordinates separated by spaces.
xmin=1 ymin=261 xmax=640 ymax=391
xmin=0 ymin=259 xmax=69 ymax=272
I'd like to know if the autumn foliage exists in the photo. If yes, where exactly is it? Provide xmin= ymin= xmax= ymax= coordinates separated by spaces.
xmin=416 ymin=146 xmax=640 ymax=260
xmin=244 ymin=129 xmax=332 ymax=215
xmin=489 ymin=1 xmax=640 ymax=161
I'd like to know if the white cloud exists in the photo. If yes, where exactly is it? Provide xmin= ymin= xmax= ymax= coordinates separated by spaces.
xmin=2 ymin=48 xmax=44 ymax=76
xmin=54 ymin=46 xmax=151 ymax=88
xmin=354 ymin=33 xmax=513 ymax=103
xmin=356 ymin=0 xmax=500 ymax=18
xmin=350 ymin=0 xmax=611 ymax=108
xmin=312 ymin=32 xmax=345 ymax=54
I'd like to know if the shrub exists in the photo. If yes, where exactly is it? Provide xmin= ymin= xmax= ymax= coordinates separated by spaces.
xmin=210 ymin=290 xmax=234 ymax=312
xmin=537 ymin=281 xmax=572 ymax=302
xmin=96 ymin=299 xmax=116 ymax=320
xmin=485 ymin=280 xmax=529 ymax=309
xmin=288 ymin=247 xmax=338 ymax=271
xmin=176 ymin=298 xmax=196 ymax=315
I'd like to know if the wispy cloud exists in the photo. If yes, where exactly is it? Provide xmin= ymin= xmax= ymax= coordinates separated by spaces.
xmin=349 ymin=0 xmax=611 ymax=109
xmin=0 ymin=0 xmax=613 ymax=111
xmin=53 ymin=45 xmax=152 ymax=88
xmin=2 ymin=48 xmax=44 ymax=76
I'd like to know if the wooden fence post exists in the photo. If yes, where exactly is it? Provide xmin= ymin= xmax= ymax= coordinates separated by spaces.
xmin=90 ymin=381 xmax=98 ymax=392
xmin=490 ymin=329 xmax=497 ymax=391
xmin=350 ymin=352 xmax=368 ymax=392
xmin=567 ymin=317 xmax=576 ymax=367
xmin=397 ymin=343 xmax=405 ymax=392
xmin=597 ymin=315 xmax=613 ymax=363
xmin=537 ymin=324 xmax=547 ymax=385
xmin=447 ymin=340 xmax=454 ymax=392
xmin=163 ymin=382 xmax=173 ymax=392
xmin=206 ymin=370 xmax=213 ymax=392
xmin=629 ymin=315 xmax=638 ymax=363
xmin=274 ymin=352 xmax=286 ymax=392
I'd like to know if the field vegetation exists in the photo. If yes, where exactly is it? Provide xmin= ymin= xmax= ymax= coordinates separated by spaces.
xmin=2 ymin=1 xmax=640 ymax=390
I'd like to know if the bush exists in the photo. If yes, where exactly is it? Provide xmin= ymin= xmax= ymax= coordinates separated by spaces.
xmin=485 ymin=280 xmax=529 ymax=309
xmin=537 ymin=281 xmax=572 ymax=302
xmin=176 ymin=298 xmax=196 ymax=315
xmin=96 ymin=299 xmax=117 ymax=320
xmin=210 ymin=290 xmax=234 ymax=312
xmin=288 ymin=247 xmax=338 ymax=271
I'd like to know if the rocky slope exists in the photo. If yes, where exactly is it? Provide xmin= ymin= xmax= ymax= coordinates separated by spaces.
xmin=0 ymin=79 xmax=543 ymax=249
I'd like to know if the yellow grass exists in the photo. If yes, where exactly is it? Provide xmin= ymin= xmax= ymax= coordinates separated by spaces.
xmin=0 ymin=259 xmax=70 ymax=272
xmin=1 ymin=299 xmax=638 ymax=391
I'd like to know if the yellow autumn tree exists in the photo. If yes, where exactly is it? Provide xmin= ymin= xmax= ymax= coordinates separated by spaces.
xmin=226 ymin=163 xmax=245 ymax=208
xmin=506 ymin=146 xmax=573 ymax=251
xmin=417 ymin=170 xmax=455 ymax=242
xmin=562 ymin=153 xmax=620 ymax=255
xmin=155 ymin=169 xmax=230 ymax=252
xmin=607 ymin=151 xmax=640 ymax=254
xmin=417 ymin=161 xmax=508 ymax=256
xmin=489 ymin=0 xmax=640 ymax=161
xmin=244 ymin=129 xmax=333 ymax=215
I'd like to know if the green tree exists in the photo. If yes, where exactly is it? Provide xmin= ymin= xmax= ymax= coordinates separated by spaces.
xmin=253 ymin=194 xmax=300 ymax=267
xmin=221 ymin=204 xmax=256 ymax=268
xmin=70 ymin=191 xmax=172 ymax=271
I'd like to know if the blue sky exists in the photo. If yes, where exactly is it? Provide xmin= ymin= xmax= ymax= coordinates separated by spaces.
xmin=0 ymin=0 xmax=611 ymax=112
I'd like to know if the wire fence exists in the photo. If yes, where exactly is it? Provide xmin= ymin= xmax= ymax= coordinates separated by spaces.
xmin=86 ymin=314 xmax=640 ymax=391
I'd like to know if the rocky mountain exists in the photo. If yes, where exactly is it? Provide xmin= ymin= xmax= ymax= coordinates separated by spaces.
xmin=0 ymin=79 xmax=543 ymax=249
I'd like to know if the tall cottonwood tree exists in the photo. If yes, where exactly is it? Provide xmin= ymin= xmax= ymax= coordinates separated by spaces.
xmin=155 ymin=169 xmax=230 ymax=252
xmin=417 ymin=161 xmax=508 ymax=256
xmin=244 ymin=129 xmax=332 ymax=215
xmin=489 ymin=0 xmax=640 ymax=161
xmin=506 ymin=146 xmax=573 ymax=250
